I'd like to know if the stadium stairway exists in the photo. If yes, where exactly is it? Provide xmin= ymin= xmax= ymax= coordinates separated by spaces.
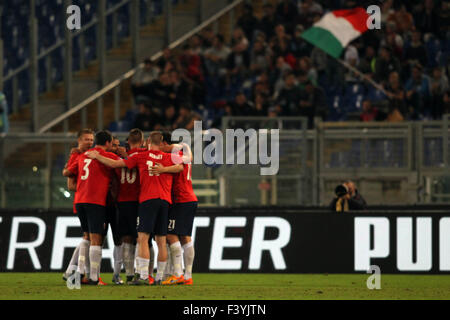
xmin=7 ymin=0 xmax=230 ymax=134
xmin=4 ymin=0 xmax=232 ymax=168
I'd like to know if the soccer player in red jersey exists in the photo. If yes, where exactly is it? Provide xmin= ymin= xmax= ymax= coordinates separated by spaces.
xmin=113 ymin=129 xmax=148 ymax=284
xmin=62 ymin=129 xmax=94 ymax=282
xmin=63 ymin=130 xmax=120 ymax=285
xmin=85 ymin=131 xmax=183 ymax=285
xmin=155 ymin=137 xmax=198 ymax=285
xmin=106 ymin=136 xmax=129 ymax=285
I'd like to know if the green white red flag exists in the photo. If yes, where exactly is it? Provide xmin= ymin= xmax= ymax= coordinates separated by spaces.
xmin=301 ymin=8 xmax=370 ymax=58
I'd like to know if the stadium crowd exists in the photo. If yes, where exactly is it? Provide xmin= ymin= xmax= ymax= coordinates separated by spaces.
xmin=128 ymin=0 xmax=449 ymax=131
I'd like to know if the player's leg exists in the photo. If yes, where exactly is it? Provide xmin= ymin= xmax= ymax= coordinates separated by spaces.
xmin=130 ymin=199 xmax=157 ymax=285
xmin=166 ymin=204 xmax=184 ymax=282
xmin=179 ymin=202 xmax=198 ymax=285
xmin=119 ymin=202 xmax=138 ymax=284
xmin=107 ymin=205 xmax=124 ymax=284
xmin=154 ymin=200 xmax=170 ymax=285
xmin=154 ymin=235 xmax=168 ymax=284
xmin=180 ymin=236 xmax=194 ymax=285
xmin=148 ymin=235 xmax=155 ymax=284
xmin=163 ymin=241 xmax=172 ymax=280
xmin=86 ymin=204 xmax=106 ymax=285
xmin=75 ymin=205 xmax=90 ymax=279
xmin=134 ymin=232 xmax=151 ymax=283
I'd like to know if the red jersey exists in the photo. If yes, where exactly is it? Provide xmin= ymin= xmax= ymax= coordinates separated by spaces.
xmin=66 ymin=151 xmax=82 ymax=213
xmin=123 ymin=149 xmax=181 ymax=204
xmin=115 ymin=148 xmax=143 ymax=202
xmin=172 ymin=152 xmax=198 ymax=203
xmin=67 ymin=147 xmax=119 ymax=206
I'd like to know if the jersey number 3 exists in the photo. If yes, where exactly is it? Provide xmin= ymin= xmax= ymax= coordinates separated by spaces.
xmin=81 ymin=159 xmax=92 ymax=180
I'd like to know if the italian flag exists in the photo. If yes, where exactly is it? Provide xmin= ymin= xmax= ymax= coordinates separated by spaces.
xmin=301 ymin=8 xmax=369 ymax=58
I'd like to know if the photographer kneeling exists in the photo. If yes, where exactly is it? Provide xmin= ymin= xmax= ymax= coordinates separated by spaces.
xmin=330 ymin=183 xmax=366 ymax=212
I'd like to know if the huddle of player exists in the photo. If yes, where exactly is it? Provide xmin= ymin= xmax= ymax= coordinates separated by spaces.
xmin=62 ymin=128 xmax=198 ymax=286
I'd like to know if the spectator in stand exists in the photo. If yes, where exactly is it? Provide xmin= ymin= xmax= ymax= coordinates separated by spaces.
xmin=385 ymin=71 xmax=407 ymax=118
xmin=443 ymin=90 xmax=450 ymax=115
xmin=170 ymin=70 xmax=190 ymax=109
xmin=271 ymin=24 xmax=291 ymax=49
xmin=173 ymin=105 xmax=202 ymax=130
xmin=133 ymin=103 xmax=161 ymax=131
xmin=344 ymin=44 xmax=360 ymax=83
xmin=179 ymin=44 xmax=204 ymax=83
xmin=0 ymin=92 xmax=9 ymax=133
xmin=404 ymin=30 xmax=428 ymax=75
xmin=199 ymin=27 xmax=215 ymax=50
xmin=298 ymin=0 xmax=323 ymax=28
xmin=253 ymin=93 xmax=269 ymax=116
xmin=290 ymin=25 xmax=311 ymax=58
xmin=203 ymin=34 xmax=231 ymax=78
xmin=131 ymin=58 xmax=160 ymax=100
xmin=179 ymin=44 xmax=205 ymax=106
xmin=414 ymin=0 xmax=439 ymax=38
xmin=375 ymin=46 xmax=401 ymax=84
xmin=298 ymin=80 xmax=327 ymax=128
xmin=157 ymin=47 xmax=176 ymax=72
xmin=252 ymin=71 xmax=272 ymax=99
xmin=229 ymin=92 xmax=256 ymax=116
xmin=310 ymin=46 xmax=328 ymax=83
xmin=256 ymin=3 xmax=279 ymax=41
xmin=231 ymin=27 xmax=249 ymax=51
xmin=226 ymin=30 xmax=250 ymax=86
xmin=189 ymin=35 xmax=204 ymax=56
xmin=405 ymin=64 xmax=431 ymax=119
xmin=250 ymin=39 xmax=272 ymax=75
xmin=272 ymin=56 xmax=293 ymax=97
xmin=430 ymin=67 xmax=450 ymax=119
xmin=236 ymin=3 xmax=259 ymax=41
xmin=151 ymin=72 xmax=176 ymax=111
xmin=389 ymin=4 xmax=414 ymax=34
xmin=436 ymin=1 xmax=450 ymax=40
xmin=380 ymin=21 xmax=404 ymax=59
xmin=275 ymin=71 xmax=301 ymax=116
xmin=360 ymin=100 xmax=378 ymax=122
xmin=358 ymin=45 xmax=376 ymax=76
xmin=276 ymin=0 xmax=299 ymax=33
xmin=297 ymin=56 xmax=317 ymax=86
xmin=159 ymin=105 xmax=178 ymax=131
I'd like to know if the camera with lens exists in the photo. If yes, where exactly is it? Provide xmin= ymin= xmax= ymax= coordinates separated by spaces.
xmin=335 ymin=184 xmax=349 ymax=198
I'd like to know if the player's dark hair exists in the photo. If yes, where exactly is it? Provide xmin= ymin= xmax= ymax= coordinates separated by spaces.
xmin=161 ymin=131 xmax=173 ymax=145
xmin=128 ymin=128 xmax=144 ymax=145
xmin=95 ymin=130 xmax=113 ymax=146
xmin=149 ymin=131 xmax=163 ymax=145
xmin=77 ymin=128 xmax=94 ymax=138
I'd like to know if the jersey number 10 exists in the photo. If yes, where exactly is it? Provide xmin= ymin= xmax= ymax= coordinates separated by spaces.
xmin=121 ymin=168 xmax=137 ymax=184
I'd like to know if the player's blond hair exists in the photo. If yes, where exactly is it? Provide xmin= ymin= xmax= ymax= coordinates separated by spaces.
xmin=149 ymin=131 xmax=163 ymax=145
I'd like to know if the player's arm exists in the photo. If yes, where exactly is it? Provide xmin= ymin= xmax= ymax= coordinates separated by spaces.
xmin=67 ymin=177 xmax=77 ymax=191
xmin=171 ymin=143 xmax=193 ymax=163
xmin=85 ymin=150 xmax=127 ymax=168
xmin=150 ymin=162 xmax=184 ymax=174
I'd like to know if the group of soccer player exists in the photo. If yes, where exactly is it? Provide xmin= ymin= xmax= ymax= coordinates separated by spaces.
xmin=62 ymin=128 xmax=197 ymax=286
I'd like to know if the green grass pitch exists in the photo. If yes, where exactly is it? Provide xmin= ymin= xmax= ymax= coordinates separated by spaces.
xmin=0 ymin=273 xmax=449 ymax=300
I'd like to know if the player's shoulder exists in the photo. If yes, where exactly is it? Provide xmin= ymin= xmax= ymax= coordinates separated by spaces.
xmin=163 ymin=150 xmax=183 ymax=164
xmin=128 ymin=148 xmax=147 ymax=158
xmin=97 ymin=148 xmax=120 ymax=160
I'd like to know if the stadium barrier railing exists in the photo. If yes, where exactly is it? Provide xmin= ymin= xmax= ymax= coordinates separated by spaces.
xmin=0 ymin=116 xmax=449 ymax=208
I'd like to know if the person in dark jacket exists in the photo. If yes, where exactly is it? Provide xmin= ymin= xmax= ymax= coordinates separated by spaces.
xmin=344 ymin=180 xmax=367 ymax=209
xmin=329 ymin=182 xmax=367 ymax=212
